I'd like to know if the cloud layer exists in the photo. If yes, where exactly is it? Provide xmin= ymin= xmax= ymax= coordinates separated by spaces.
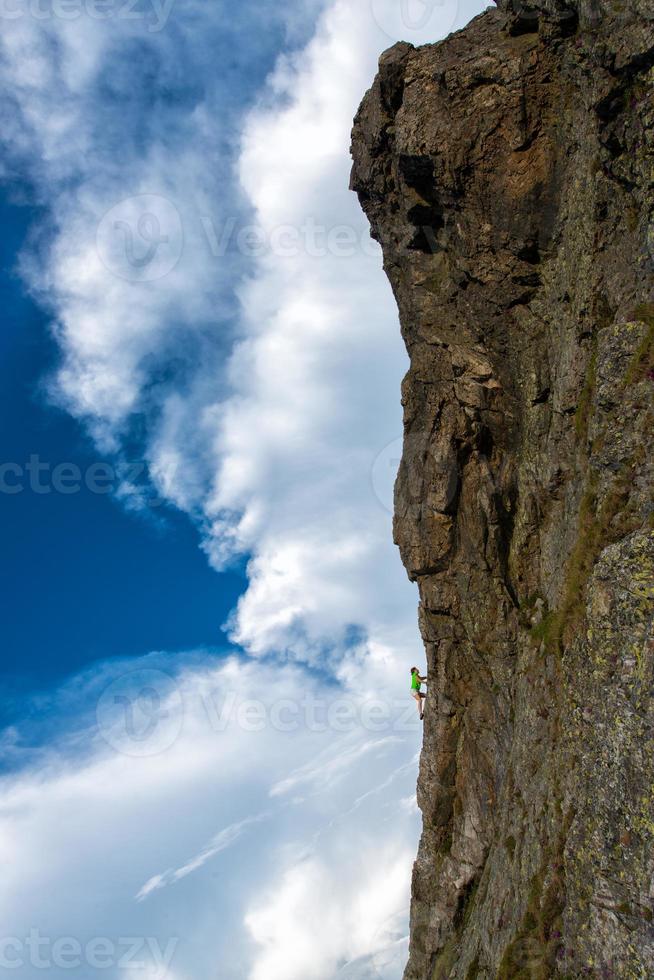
xmin=0 ymin=652 xmax=420 ymax=978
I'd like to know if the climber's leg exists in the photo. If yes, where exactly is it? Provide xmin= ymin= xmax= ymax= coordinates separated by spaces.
xmin=412 ymin=692 xmax=425 ymax=719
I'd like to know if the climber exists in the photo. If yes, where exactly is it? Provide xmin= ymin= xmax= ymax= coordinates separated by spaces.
xmin=410 ymin=667 xmax=427 ymax=720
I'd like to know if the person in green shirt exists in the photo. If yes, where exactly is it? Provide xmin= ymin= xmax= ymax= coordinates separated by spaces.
xmin=410 ymin=667 xmax=427 ymax=720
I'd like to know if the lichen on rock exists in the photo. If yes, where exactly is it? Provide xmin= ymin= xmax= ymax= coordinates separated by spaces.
xmin=350 ymin=2 xmax=654 ymax=976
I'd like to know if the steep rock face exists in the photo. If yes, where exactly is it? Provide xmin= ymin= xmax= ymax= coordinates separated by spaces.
xmin=351 ymin=3 xmax=653 ymax=977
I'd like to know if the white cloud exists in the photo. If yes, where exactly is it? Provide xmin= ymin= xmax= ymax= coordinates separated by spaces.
xmin=245 ymin=846 xmax=412 ymax=980
xmin=202 ymin=0 xmax=422 ymax=665
xmin=0 ymin=653 xmax=420 ymax=979
xmin=176 ymin=0 xmax=490 ymax=665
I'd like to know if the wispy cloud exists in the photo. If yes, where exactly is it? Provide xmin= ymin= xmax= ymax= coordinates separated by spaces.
xmin=136 ymin=810 xmax=272 ymax=901
xmin=269 ymin=735 xmax=402 ymax=798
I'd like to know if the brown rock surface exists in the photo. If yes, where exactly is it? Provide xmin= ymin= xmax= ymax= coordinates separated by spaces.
xmin=351 ymin=2 xmax=654 ymax=976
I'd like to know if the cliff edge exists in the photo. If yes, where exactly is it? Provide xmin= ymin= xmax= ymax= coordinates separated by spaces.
xmin=350 ymin=1 xmax=654 ymax=976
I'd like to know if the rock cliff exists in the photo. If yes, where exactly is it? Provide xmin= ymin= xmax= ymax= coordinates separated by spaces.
xmin=350 ymin=2 xmax=654 ymax=976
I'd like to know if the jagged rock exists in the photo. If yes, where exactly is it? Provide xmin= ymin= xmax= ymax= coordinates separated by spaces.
xmin=351 ymin=3 xmax=654 ymax=977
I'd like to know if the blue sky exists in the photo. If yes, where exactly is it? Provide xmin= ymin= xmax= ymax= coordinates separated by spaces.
xmin=0 ymin=194 xmax=247 ymax=713
xmin=0 ymin=1 xmax=489 ymax=977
